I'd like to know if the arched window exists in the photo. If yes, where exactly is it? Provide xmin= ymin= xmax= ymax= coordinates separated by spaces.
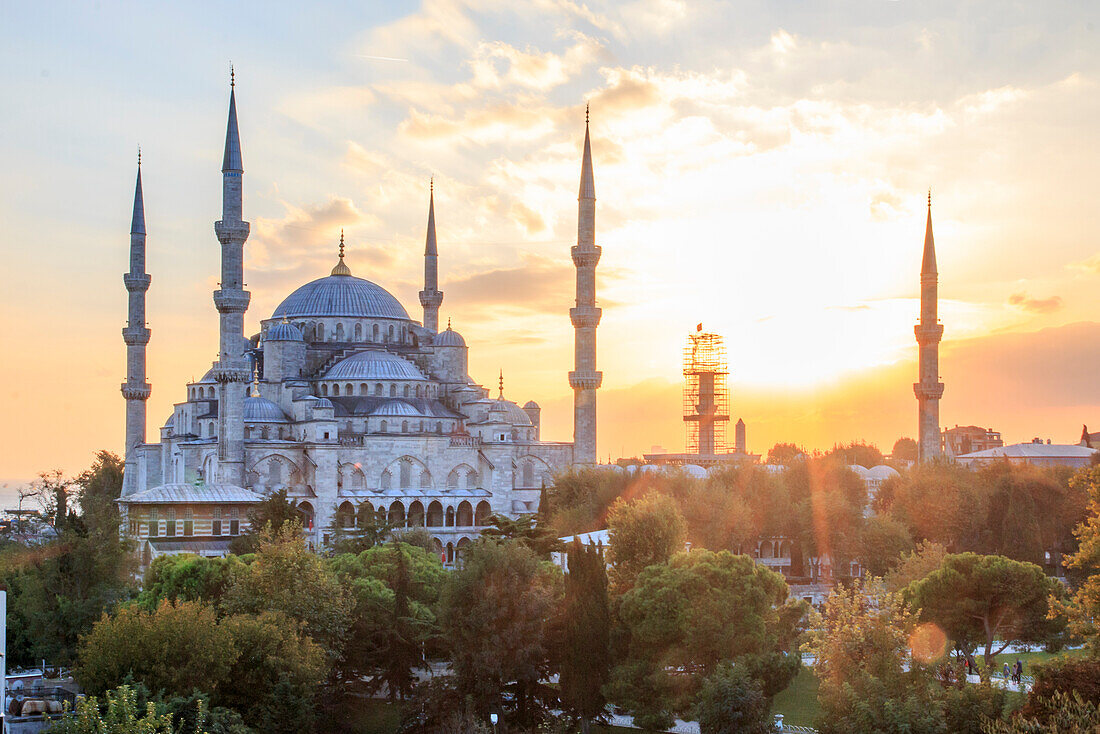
xmin=336 ymin=323 xmax=345 ymax=341
xmin=465 ymin=470 xmax=478 ymax=490
xmin=446 ymin=541 xmax=455 ymax=564
xmin=333 ymin=384 xmax=340 ymax=396
xmin=399 ymin=461 xmax=412 ymax=488
xmin=407 ymin=501 xmax=425 ymax=527
xmin=447 ymin=470 xmax=459 ymax=489
xmin=401 ymin=420 xmax=409 ymax=433
xmin=352 ymin=469 xmax=365 ymax=490
xmin=208 ymin=421 xmax=216 ymax=436
xmin=316 ymin=323 xmax=325 ymax=340
xmin=436 ymin=422 xmax=443 ymax=434
xmin=345 ymin=383 xmax=353 ymax=395
xmin=420 ymin=470 xmax=432 ymax=488
xmin=360 ymin=383 xmax=368 ymax=395
xmin=298 ymin=501 xmax=315 ymax=530
xmin=388 ymin=325 xmax=394 ymax=340
xmin=268 ymin=459 xmax=283 ymax=486
xmin=380 ymin=420 xmax=388 ymax=433
xmin=475 ymin=501 xmax=492 ymax=527
xmin=403 ymin=385 xmax=410 ymax=398
xmin=759 ymin=541 xmax=773 ymax=559
xmin=354 ymin=323 xmax=363 ymax=340
xmin=427 ymin=501 xmax=444 ymax=527
xmin=456 ymin=501 xmax=473 ymax=527
xmin=390 ymin=384 xmax=397 ymax=397
xmin=388 ymin=501 xmax=405 ymax=527
xmin=445 ymin=506 xmax=455 ymax=527
xmin=522 ymin=462 xmax=534 ymax=487
xmin=381 ymin=470 xmax=391 ymax=490
xmin=401 ymin=326 xmax=407 ymax=343
xmin=372 ymin=324 xmax=379 ymax=341
xmin=261 ymin=426 xmax=270 ymax=440
xmin=456 ymin=536 xmax=470 ymax=561
xmin=321 ymin=384 xmax=329 ymax=396
xmin=338 ymin=501 xmax=356 ymax=528
xmin=415 ymin=385 xmax=422 ymax=398
xmin=374 ymin=383 xmax=383 ymax=396
xmin=357 ymin=503 xmax=373 ymax=528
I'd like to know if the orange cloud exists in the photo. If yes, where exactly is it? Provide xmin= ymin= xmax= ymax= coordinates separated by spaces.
xmin=1008 ymin=292 xmax=1063 ymax=314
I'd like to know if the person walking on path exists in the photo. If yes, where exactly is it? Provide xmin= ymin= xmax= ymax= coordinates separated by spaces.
xmin=1014 ymin=660 xmax=1023 ymax=684
xmin=1003 ymin=662 xmax=1011 ymax=680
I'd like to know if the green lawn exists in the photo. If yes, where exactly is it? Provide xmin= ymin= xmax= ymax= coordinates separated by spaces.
xmin=985 ymin=646 xmax=1085 ymax=675
xmin=770 ymin=667 xmax=821 ymax=728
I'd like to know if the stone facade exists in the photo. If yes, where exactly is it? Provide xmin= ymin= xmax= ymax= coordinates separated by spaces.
xmin=118 ymin=81 xmax=582 ymax=565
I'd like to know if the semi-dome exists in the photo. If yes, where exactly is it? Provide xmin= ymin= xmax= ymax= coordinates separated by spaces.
xmin=272 ymin=274 xmax=410 ymax=321
xmin=266 ymin=321 xmax=303 ymax=342
xmin=489 ymin=398 xmax=533 ymax=427
xmin=435 ymin=327 xmax=466 ymax=347
xmin=243 ymin=396 xmax=289 ymax=422
xmin=370 ymin=400 xmax=422 ymax=417
xmin=325 ymin=350 xmax=428 ymax=381
xmin=523 ymin=400 xmax=540 ymax=410
xmin=312 ymin=397 xmax=334 ymax=409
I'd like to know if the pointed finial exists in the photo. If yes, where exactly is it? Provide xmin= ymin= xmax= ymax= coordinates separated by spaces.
xmin=927 ymin=188 xmax=932 ymax=208
xmin=447 ymin=317 xmax=452 ymax=330
xmin=339 ymin=229 xmax=345 ymax=259
xmin=498 ymin=369 xmax=504 ymax=398
xmin=331 ymin=230 xmax=352 ymax=276
xmin=585 ymin=102 xmax=589 ymax=124
xmin=430 ymin=176 xmax=434 ymax=194
xmin=230 ymin=63 xmax=235 ymax=88
xmin=137 ymin=145 xmax=141 ymax=168
xmin=251 ymin=364 xmax=260 ymax=397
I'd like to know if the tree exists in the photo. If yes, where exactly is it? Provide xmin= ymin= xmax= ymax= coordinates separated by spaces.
xmin=826 ymin=441 xmax=885 ymax=468
xmin=878 ymin=461 xmax=987 ymax=550
xmin=982 ymin=691 xmax=1100 ymax=733
xmin=221 ymin=523 xmax=352 ymax=662
xmin=906 ymin=553 xmax=1063 ymax=666
xmin=228 ymin=489 xmax=301 ymax=554
xmin=607 ymin=550 xmax=803 ymax=729
xmin=440 ymin=541 xmax=563 ymax=726
xmin=1020 ymin=656 xmax=1100 ymax=721
xmin=884 ymin=541 xmax=949 ymax=591
xmin=480 ymin=513 xmax=561 ymax=557
xmin=1055 ymin=466 xmax=1100 ymax=650
xmin=892 ymin=438 xmax=919 ymax=463
xmin=693 ymin=664 xmax=772 ymax=734
xmin=136 ymin=553 xmax=246 ymax=610
xmin=545 ymin=467 xmax=631 ymax=536
xmin=805 ymin=579 xmax=944 ymax=734
xmin=861 ymin=514 xmax=916 ymax=577
xmin=45 ymin=685 xmax=193 ymax=734
xmin=75 ymin=451 xmax=125 ymax=532
xmin=606 ymin=493 xmax=686 ymax=593
xmin=767 ymin=442 xmax=804 ymax=465
xmin=556 ymin=539 xmax=611 ymax=734
xmin=328 ymin=508 xmax=392 ymax=555
xmin=77 ymin=600 xmax=237 ymax=697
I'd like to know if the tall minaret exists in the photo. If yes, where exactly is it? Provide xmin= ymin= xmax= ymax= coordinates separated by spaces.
xmin=121 ymin=151 xmax=151 ymax=496
xmin=211 ymin=70 xmax=252 ymax=486
xmin=569 ymin=105 xmax=602 ymax=465
xmin=419 ymin=179 xmax=443 ymax=332
xmin=914 ymin=191 xmax=944 ymax=461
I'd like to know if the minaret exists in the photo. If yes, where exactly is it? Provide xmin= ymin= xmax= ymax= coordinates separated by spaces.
xmin=419 ymin=178 xmax=443 ymax=332
xmin=121 ymin=151 xmax=151 ymax=496
xmin=569 ymin=105 xmax=602 ymax=465
xmin=914 ymin=191 xmax=944 ymax=461
xmin=211 ymin=69 xmax=252 ymax=486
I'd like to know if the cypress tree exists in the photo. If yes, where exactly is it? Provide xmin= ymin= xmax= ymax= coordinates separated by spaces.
xmin=559 ymin=538 xmax=611 ymax=734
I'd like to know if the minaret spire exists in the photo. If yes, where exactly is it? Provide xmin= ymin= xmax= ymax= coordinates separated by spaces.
xmin=212 ymin=71 xmax=252 ymax=486
xmin=122 ymin=151 xmax=152 ymax=496
xmin=419 ymin=178 xmax=444 ymax=332
xmin=569 ymin=104 xmax=602 ymax=465
xmin=914 ymin=191 xmax=944 ymax=461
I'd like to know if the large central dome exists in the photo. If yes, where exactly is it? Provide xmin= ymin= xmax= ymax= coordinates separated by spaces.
xmin=272 ymin=273 xmax=410 ymax=321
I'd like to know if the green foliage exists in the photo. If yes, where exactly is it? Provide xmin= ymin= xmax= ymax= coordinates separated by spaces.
xmin=228 ymin=489 xmax=301 ymax=554
xmin=608 ymin=550 xmax=804 ymax=727
xmin=825 ymin=441 xmax=885 ymax=469
xmin=1058 ymin=466 xmax=1100 ymax=650
xmin=221 ymin=523 xmax=352 ymax=661
xmin=694 ymin=663 xmax=772 ymax=734
xmin=45 ymin=685 xmax=187 ymax=734
xmin=136 ymin=553 xmax=246 ymax=610
xmin=906 ymin=553 xmax=1063 ymax=665
xmin=440 ymin=541 xmax=563 ymax=724
xmin=861 ymin=514 xmax=916 ymax=577
xmin=1021 ymin=655 xmax=1100 ymax=720
xmin=556 ymin=539 xmax=611 ymax=732
xmin=767 ymin=443 xmax=804 ymax=465
xmin=892 ymin=438 xmax=919 ymax=463
xmin=546 ymin=467 xmax=631 ymax=535
xmin=884 ymin=541 xmax=948 ymax=591
xmin=982 ymin=691 xmax=1100 ymax=733
xmin=606 ymin=492 xmax=686 ymax=592
xmin=480 ymin=513 xmax=561 ymax=557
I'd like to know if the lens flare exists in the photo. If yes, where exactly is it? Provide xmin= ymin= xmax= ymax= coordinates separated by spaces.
xmin=909 ymin=622 xmax=947 ymax=664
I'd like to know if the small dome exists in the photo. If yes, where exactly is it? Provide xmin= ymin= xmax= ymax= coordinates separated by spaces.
xmin=370 ymin=400 xmax=422 ymax=417
xmin=266 ymin=321 xmax=303 ymax=342
xmin=523 ymin=400 xmax=540 ymax=410
xmin=244 ymin=396 xmax=289 ymax=423
xmin=435 ymin=327 xmax=466 ymax=347
xmin=489 ymin=398 xmax=533 ymax=426
xmin=312 ymin=397 xmax=334 ymax=410
xmin=325 ymin=350 xmax=427 ymax=381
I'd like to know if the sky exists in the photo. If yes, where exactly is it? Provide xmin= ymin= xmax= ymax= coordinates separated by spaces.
xmin=2 ymin=0 xmax=1100 ymax=487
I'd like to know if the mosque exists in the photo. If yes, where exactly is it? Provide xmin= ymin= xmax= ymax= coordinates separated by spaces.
xmin=117 ymin=77 xmax=603 ymax=565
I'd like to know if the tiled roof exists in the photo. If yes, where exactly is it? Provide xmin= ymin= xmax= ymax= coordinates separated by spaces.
xmin=119 ymin=484 xmax=264 ymax=504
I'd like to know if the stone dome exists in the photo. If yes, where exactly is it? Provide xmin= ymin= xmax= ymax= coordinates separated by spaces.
xmin=523 ymin=400 xmax=540 ymax=410
xmin=369 ymin=400 xmax=422 ymax=417
xmin=325 ymin=350 xmax=427 ymax=381
xmin=266 ymin=321 xmax=303 ymax=342
xmin=312 ymin=397 xmax=334 ymax=410
xmin=272 ymin=274 xmax=410 ymax=321
xmin=489 ymin=398 xmax=533 ymax=426
xmin=435 ymin=327 xmax=466 ymax=347
xmin=243 ymin=396 xmax=289 ymax=422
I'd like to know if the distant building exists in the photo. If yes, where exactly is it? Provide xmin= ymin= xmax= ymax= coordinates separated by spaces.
xmin=847 ymin=464 xmax=901 ymax=511
xmin=942 ymin=425 xmax=1003 ymax=458
xmin=956 ymin=440 xmax=1097 ymax=469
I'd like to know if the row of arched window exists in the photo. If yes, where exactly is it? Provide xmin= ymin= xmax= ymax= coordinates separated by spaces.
xmin=278 ymin=320 xmax=412 ymax=346
xmin=320 ymin=382 xmax=437 ymax=399
xmin=189 ymin=386 xmax=216 ymax=401
xmin=330 ymin=499 xmax=493 ymax=529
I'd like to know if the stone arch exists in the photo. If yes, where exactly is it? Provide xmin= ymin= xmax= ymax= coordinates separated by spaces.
xmin=448 ymin=463 xmax=475 ymax=489
xmin=407 ymin=501 xmax=425 ymax=527
xmin=456 ymin=500 xmax=473 ymax=527
xmin=759 ymin=540 xmax=773 ymax=559
xmin=388 ymin=501 xmax=405 ymax=527
xmin=517 ymin=455 xmax=551 ymax=489
xmin=372 ymin=323 xmax=379 ymax=341
xmin=427 ymin=501 xmax=444 ymax=527
xmin=321 ymin=383 xmax=329 ymax=396
xmin=250 ymin=453 xmax=300 ymax=491
xmin=390 ymin=384 xmax=397 ymax=397
xmin=297 ymin=500 xmax=315 ymax=530
xmin=446 ymin=541 xmax=455 ymax=564
xmin=419 ymin=469 xmax=432 ymax=489
xmin=401 ymin=420 xmax=409 ymax=433
xmin=337 ymin=501 xmax=356 ymax=528
xmin=333 ymin=383 xmax=340 ymax=396
xmin=360 ymin=383 xmax=368 ymax=396
xmin=383 ymin=456 xmax=430 ymax=491
xmin=380 ymin=469 xmax=391 ymax=490
xmin=316 ymin=323 xmax=325 ymax=341
xmin=475 ymin=501 xmax=492 ymax=526
xmin=357 ymin=502 xmax=374 ymax=528
xmin=354 ymin=323 xmax=363 ymax=340
xmin=336 ymin=323 xmax=345 ymax=341
xmin=201 ymin=453 xmax=217 ymax=482
xmin=403 ymin=384 xmax=410 ymax=398
xmin=456 ymin=536 xmax=471 ymax=561
xmin=465 ymin=469 xmax=479 ymax=490
xmin=432 ymin=537 xmax=443 ymax=557
xmin=375 ymin=383 xmax=383 ymax=396
xmin=345 ymin=383 xmax=353 ymax=395
xmin=445 ymin=506 xmax=455 ymax=526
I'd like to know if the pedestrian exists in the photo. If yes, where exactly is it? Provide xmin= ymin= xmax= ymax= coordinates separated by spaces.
xmin=1014 ymin=659 xmax=1023 ymax=684
xmin=1003 ymin=662 xmax=1010 ymax=680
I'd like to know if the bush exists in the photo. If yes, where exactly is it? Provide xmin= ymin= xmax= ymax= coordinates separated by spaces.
xmin=694 ymin=663 xmax=772 ymax=734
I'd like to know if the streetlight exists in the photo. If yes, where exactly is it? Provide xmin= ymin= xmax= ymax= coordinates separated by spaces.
xmin=490 ymin=712 xmax=498 ymax=733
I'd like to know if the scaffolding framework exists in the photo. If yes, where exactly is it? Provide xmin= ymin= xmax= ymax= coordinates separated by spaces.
xmin=683 ymin=330 xmax=730 ymax=455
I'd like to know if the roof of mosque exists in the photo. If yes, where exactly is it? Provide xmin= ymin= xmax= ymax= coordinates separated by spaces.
xmin=272 ymin=274 xmax=410 ymax=321
xmin=325 ymin=350 xmax=428 ymax=381
xmin=265 ymin=321 xmax=304 ymax=342
xmin=370 ymin=400 xmax=424 ymax=417
xmin=243 ymin=396 xmax=290 ymax=423
xmin=119 ymin=484 xmax=264 ymax=504
xmin=435 ymin=327 xmax=466 ymax=347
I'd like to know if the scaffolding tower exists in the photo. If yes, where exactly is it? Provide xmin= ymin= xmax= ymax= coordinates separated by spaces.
xmin=683 ymin=329 xmax=730 ymax=455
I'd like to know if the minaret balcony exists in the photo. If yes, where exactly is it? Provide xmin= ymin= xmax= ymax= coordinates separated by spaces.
xmin=214 ymin=219 xmax=250 ymax=242
xmin=570 ymin=306 xmax=602 ymax=329
xmin=419 ymin=289 xmax=443 ymax=308
xmin=569 ymin=370 xmax=603 ymax=390
xmin=571 ymin=246 xmax=602 ymax=268
xmin=122 ymin=325 xmax=151 ymax=345
xmin=121 ymin=383 xmax=152 ymax=400
xmin=914 ymin=324 xmax=944 ymax=343
xmin=913 ymin=381 xmax=944 ymax=400
xmin=211 ymin=359 xmax=251 ymax=383
xmin=213 ymin=289 xmax=252 ymax=313
xmin=123 ymin=273 xmax=151 ymax=292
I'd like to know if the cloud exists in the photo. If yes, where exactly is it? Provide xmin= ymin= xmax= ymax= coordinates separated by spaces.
xmin=443 ymin=254 xmax=574 ymax=316
xmin=1069 ymin=253 xmax=1100 ymax=275
xmin=1008 ymin=292 xmax=1063 ymax=314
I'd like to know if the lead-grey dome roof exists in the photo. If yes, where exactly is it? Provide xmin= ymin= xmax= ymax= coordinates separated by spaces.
xmin=435 ymin=327 xmax=466 ymax=347
xmin=266 ymin=321 xmax=304 ymax=342
xmin=370 ymin=400 xmax=423 ymax=417
xmin=272 ymin=274 xmax=410 ymax=321
xmin=243 ymin=396 xmax=289 ymax=422
xmin=325 ymin=350 xmax=428 ymax=381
